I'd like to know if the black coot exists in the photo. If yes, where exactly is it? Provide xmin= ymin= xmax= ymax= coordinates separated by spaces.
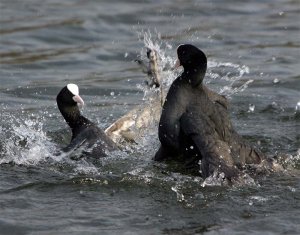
xmin=56 ymin=84 xmax=117 ymax=157
xmin=155 ymin=44 xmax=267 ymax=180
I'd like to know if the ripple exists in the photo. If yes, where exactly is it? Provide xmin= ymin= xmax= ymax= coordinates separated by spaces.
xmin=0 ymin=18 xmax=83 ymax=35
xmin=0 ymin=44 xmax=96 ymax=64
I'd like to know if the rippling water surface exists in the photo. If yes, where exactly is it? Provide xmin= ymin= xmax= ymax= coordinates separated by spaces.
xmin=1 ymin=0 xmax=300 ymax=234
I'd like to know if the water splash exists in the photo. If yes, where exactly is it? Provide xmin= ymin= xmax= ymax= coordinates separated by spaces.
xmin=207 ymin=61 xmax=252 ymax=97
xmin=201 ymin=171 xmax=229 ymax=187
xmin=248 ymin=104 xmax=255 ymax=113
xmin=219 ymin=79 xmax=254 ymax=97
xmin=73 ymin=160 xmax=100 ymax=175
xmin=0 ymin=113 xmax=56 ymax=165
xmin=171 ymin=184 xmax=185 ymax=202
xmin=207 ymin=62 xmax=250 ymax=82
xmin=138 ymin=30 xmax=254 ymax=98
xmin=276 ymin=150 xmax=300 ymax=170
xmin=0 ymin=31 xmax=271 ymax=187
xmin=249 ymin=196 xmax=269 ymax=203
xmin=295 ymin=101 xmax=300 ymax=113
xmin=137 ymin=30 xmax=178 ymax=89
xmin=132 ymin=31 xmax=259 ymax=187
xmin=0 ymin=111 xmax=110 ymax=175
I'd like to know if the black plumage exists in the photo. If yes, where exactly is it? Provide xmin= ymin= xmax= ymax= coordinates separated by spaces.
xmin=154 ymin=44 xmax=266 ymax=180
xmin=56 ymin=84 xmax=117 ymax=157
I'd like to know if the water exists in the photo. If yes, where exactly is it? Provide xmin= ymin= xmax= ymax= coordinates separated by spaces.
xmin=1 ymin=0 xmax=300 ymax=234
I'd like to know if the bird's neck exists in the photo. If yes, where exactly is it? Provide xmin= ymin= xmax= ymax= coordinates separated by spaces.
xmin=58 ymin=105 xmax=90 ymax=130
xmin=183 ymin=65 xmax=206 ymax=87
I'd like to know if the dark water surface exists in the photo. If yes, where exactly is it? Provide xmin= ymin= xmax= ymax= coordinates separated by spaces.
xmin=1 ymin=0 xmax=300 ymax=234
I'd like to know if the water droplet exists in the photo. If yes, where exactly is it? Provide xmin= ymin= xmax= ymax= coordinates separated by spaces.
xmin=248 ymin=104 xmax=255 ymax=112
xmin=287 ymin=186 xmax=296 ymax=192
xmin=257 ymin=140 xmax=261 ymax=146
xmin=295 ymin=101 xmax=300 ymax=112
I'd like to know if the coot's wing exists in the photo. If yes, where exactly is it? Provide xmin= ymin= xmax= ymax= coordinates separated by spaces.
xmin=63 ymin=131 xmax=88 ymax=153
xmin=203 ymin=85 xmax=228 ymax=110
xmin=158 ymin=80 xmax=187 ymax=150
xmin=64 ymin=127 xmax=116 ymax=157
xmin=180 ymin=113 xmax=239 ymax=180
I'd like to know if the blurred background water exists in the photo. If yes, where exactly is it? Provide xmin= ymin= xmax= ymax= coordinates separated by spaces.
xmin=0 ymin=0 xmax=299 ymax=234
